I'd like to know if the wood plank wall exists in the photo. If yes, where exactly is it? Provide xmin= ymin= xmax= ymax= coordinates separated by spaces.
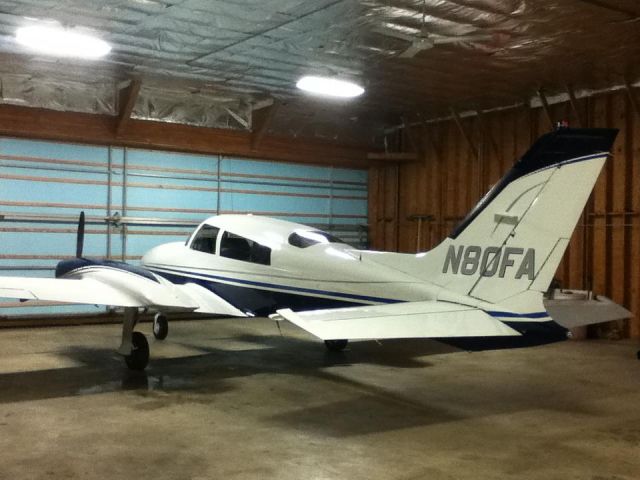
xmin=369 ymin=89 xmax=640 ymax=338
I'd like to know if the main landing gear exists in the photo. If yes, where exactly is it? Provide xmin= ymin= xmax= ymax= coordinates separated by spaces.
xmin=153 ymin=313 xmax=169 ymax=340
xmin=117 ymin=310 xmax=171 ymax=370
xmin=324 ymin=339 xmax=349 ymax=352
xmin=117 ymin=307 xmax=149 ymax=371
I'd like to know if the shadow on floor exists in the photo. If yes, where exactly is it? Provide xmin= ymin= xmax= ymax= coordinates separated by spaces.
xmin=0 ymin=331 xmax=617 ymax=438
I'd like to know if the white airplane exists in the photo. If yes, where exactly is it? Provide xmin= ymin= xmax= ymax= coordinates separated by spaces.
xmin=0 ymin=127 xmax=622 ymax=370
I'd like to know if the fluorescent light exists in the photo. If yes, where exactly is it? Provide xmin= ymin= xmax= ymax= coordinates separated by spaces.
xmin=16 ymin=25 xmax=111 ymax=59
xmin=296 ymin=76 xmax=364 ymax=98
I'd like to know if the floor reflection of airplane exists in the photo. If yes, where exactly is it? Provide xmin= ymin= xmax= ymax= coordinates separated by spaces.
xmin=0 ymin=127 xmax=622 ymax=370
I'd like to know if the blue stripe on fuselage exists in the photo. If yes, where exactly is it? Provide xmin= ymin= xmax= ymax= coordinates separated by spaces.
xmin=152 ymin=268 xmax=375 ymax=315
xmin=148 ymin=265 xmax=551 ymax=321
xmin=487 ymin=311 xmax=550 ymax=319
xmin=147 ymin=265 xmax=403 ymax=305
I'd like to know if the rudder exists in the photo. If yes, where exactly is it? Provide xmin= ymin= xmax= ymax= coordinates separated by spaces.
xmin=420 ymin=127 xmax=618 ymax=313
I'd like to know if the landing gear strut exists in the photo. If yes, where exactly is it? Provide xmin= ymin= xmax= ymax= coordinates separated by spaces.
xmin=153 ymin=313 xmax=169 ymax=340
xmin=118 ymin=307 xmax=149 ymax=370
xmin=324 ymin=339 xmax=348 ymax=352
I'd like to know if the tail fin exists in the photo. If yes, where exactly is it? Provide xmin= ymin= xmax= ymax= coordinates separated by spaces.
xmin=421 ymin=127 xmax=618 ymax=313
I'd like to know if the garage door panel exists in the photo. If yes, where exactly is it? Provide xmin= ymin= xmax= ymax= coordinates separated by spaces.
xmin=0 ymin=138 xmax=367 ymax=317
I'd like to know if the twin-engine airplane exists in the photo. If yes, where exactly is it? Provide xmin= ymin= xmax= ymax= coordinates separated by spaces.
xmin=0 ymin=127 xmax=621 ymax=370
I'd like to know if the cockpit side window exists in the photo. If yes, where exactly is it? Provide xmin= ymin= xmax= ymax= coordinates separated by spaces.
xmin=288 ymin=230 xmax=345 ymax=248
xmin=220 ymin=231 xmax=271 ymax=265
xmin=190 ymin=225 xmax=220 ymax=254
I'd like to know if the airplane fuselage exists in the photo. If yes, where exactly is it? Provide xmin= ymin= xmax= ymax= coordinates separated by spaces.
xmin=141 ymin=215 xmax=442 ymax=317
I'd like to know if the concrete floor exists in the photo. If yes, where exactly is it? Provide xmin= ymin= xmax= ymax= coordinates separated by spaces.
xmin=0 ymin=317 xmax=639 ymax=480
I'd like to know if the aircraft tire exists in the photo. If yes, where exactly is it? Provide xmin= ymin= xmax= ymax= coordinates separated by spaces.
xmin=324 ymin=339 xmax=348 ymax=352
xmin=153 ymin=313 xmax=169 ymax=340
xmin=125 ymin=331 xmax=149 ymax=370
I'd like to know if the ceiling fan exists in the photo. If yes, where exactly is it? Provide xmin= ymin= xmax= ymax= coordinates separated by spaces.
xmin=378 ymin=0 xmax=495 ymax=58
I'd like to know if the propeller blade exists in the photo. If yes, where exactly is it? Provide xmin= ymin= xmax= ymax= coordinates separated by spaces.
xmin=76 ymin=211 xmax=85 ymax=258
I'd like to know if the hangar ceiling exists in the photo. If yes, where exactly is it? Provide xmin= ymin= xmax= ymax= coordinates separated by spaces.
xmin=0 ymin=0 xmax=638 ymax=147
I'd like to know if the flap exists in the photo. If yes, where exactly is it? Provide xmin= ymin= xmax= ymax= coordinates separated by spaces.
xmin=173 ymin=282 xmax=247 ymax=316
xmin=276 ymin=300 xmax=521 ymax=341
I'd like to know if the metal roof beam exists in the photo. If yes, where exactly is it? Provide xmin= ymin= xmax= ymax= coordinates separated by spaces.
xmin=251 ymin=100 xmax=280 ymax=151
xmin=116 ymin=78 xmax=142 ymax=136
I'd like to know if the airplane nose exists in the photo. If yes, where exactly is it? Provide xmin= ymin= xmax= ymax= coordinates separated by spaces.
xmin=140 ymin=247 xmax=156 ymax=266
xmin=140 ymin=242 xmax=175 ymax=266
xmin=140 ymin=250 xmax=152 ymax=266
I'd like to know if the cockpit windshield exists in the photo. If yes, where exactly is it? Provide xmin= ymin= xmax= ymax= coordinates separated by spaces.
xmin=189 ymin=225 xmax=219 ymax=254
xmin=288 ymin=230 xmax=345 ymax=248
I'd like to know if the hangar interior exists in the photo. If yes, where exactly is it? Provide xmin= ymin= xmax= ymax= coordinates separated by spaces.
xmin=0 ymin=1 xmax=639 ymax=479
xmin=0 ymin=137 xmax=367 ymax=317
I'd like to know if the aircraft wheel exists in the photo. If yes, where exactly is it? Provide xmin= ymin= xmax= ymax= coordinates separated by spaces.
xmin=324 ymin=339 xmax=348 ymax=352
xmin=125 ymin=331 xmax=149 ymax=371
xmin=153 ymin=313 xmax=169 ymax=340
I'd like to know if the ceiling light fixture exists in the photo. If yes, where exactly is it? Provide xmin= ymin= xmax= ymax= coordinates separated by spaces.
xmin=296 ymin=76 xmax=364 ymax=98
xmin=16 ymin=25 xmax=111 ymax=59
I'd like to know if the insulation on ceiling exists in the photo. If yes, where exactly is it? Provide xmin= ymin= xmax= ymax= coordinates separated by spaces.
xmin=0 ymin=0 xmax=637 ymax=145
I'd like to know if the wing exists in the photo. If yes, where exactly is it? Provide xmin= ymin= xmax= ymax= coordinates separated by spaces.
xmin=274 ymin=301 xmax=520 ymax=341
xmin=0 ymin=271 xmax=246 ymax=317
xmin=0 ymin=275 xmax=181 ymax=308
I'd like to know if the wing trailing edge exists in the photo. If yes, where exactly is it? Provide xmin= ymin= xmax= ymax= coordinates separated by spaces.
xmin=0 ymin=275 xmax=196 ymax=310
xmin=274 ymin=301 xmax=521 ymax=341
xmin=0 ymin=269 xmax=247 ymax=316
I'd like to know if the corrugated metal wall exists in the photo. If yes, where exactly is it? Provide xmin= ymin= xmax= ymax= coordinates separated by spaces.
xmin=369 ymin=89 xmax=640 ymax=339
xmin=0 ymin=137 xmax=367 ymax=317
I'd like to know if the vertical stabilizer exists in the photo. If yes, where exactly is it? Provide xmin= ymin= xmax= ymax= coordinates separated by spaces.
xmin=419 ymin=128 xmax=618 ymax=313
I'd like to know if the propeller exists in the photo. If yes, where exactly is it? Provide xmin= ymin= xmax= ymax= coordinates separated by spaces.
xmin=76 ymin=211 xmax=85 ymax=258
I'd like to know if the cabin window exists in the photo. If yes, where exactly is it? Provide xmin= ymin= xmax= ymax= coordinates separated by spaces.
xmin=190 ymin=225 xmax=220 ymax=254
xmin=288 ymin=230 xmax=345 ymax=248
xmin=220 ymin=231 xmax=271 ymax=265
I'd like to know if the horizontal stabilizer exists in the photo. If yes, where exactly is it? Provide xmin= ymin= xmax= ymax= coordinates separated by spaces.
xmin=544 ymin=292 xmax=632 ymax=329
xmin=275 ymin=301 xmax=521 ymax=341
